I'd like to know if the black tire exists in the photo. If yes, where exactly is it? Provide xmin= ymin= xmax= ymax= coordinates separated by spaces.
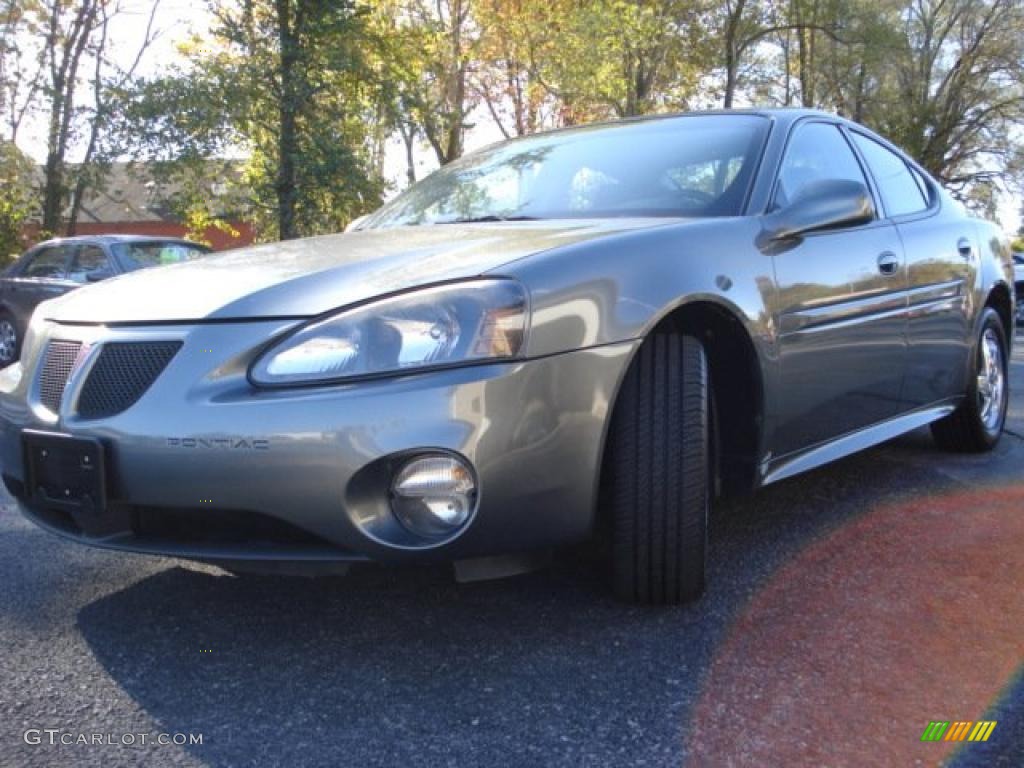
xmin=0 ymin=312 xmax=19 ymax=368
xmin=930 ymin=307 xmax=1008 ymax=452
xmin=604 ymin=332 xmax=709 ymax=604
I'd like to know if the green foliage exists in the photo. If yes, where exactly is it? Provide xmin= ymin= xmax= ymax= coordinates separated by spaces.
xmin=0 ymin=140 xmax=36 ymax=262
xmin=5 ymin=0 xmax=1023 ymax=241
xmin=126 ymin=0 xmax=387 ymax=241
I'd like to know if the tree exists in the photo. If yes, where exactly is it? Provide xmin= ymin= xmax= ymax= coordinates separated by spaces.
xmin=36 ymin=0 xmax=107 ymax=235
xmin=471 ymin=0 xmax=558 ymax=138
xmin=379 ymin=0 xmax=479 ymax=166
xmin=535 ymin=0 xmax=707 ymax=120
xmin=0 ymin=140 xmax=36 ymax=260
xmin=1 ymin=0 xmax=46 ymax=143
xmin=864 ymin=0 xmax=1024 ymax=201
xmin=1 ymin=0 xmax=163 ymax=236
xmin=65 ymin=0 xmax=162 ymax=234
xmin=128 ymin=0 xmax=386 ymax=241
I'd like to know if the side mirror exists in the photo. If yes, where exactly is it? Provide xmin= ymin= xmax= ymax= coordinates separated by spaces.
xmin=763 ymin=179 xmax=874 ymax=241
xmin=85 ymin=267 xmax=113 ymax=282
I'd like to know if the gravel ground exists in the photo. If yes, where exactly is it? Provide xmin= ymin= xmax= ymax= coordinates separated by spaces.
xmin=1 ymin=341 xmax=1022 ymax=767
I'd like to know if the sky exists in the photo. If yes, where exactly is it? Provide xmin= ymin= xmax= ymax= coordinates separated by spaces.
xmin=16 ymin=0 xmax=1023 ymax=236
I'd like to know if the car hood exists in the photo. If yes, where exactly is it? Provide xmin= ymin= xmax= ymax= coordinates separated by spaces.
xmin=44 ymin=219 xmax=671 ymax=324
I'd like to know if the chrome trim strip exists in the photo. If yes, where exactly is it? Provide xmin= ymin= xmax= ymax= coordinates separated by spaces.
xmin=779 ymin=290 xmax=907 ymax=335
xmin=906 ymin=278 xmax=963 ymax=307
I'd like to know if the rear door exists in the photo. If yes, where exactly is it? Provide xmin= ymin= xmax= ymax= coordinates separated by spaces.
xmin=847 ymin=130 xmax=972 ymax=407
xmin=769 ymin=120 xmax=909 ymax=457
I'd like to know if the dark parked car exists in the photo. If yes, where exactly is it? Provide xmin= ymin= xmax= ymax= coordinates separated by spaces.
xmin=0 ymin=235 xmax=210 ymax=366
xmin=0 ymin=110 xmax=1014 ymax=604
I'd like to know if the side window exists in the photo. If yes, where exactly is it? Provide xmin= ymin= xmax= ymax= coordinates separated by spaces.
xmin=67 ymin=245 xmax=111 ymax=284
xmin=22 ymin=246 xmax=69 ymax=279
xmin=774 ymin=122 xmax=868 ymax=210
xmin=909 ymin=166 xmax=933 ymax=207
xmin=850 ymin=133 xmax=928 ymax=217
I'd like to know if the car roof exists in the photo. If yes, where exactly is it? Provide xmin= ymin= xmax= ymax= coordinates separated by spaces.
xmin=28 ymin=234 xmax=205 ymax=249
xmin=464 ymin=107 xmax=853 ymax=150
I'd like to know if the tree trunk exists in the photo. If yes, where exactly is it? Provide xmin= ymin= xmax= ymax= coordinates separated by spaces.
xmin=40 ymin=0 xmax=99 ymax=235
xmin=723 ymin=46 xmax=737 ymax=108
xmin=722 ymin=0 xmax=746 ymax=108
xmin=40 ymin=152 xmax=64 ymax=235
xmin=275 ymin=0 xmax=299 ymax=240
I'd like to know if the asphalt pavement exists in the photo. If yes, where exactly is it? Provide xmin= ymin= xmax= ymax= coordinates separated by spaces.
xmin=1 ymin=341 xmax=1023 ymax=767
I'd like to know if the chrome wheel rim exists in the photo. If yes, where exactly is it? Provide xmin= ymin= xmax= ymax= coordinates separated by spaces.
xmin=976 ymin=327 xmax=1005 ymax=431
xmin=0 ymin=320 xmax=16 ymax=364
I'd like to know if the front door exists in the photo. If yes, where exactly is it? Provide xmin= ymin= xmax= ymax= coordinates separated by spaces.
xmin=769 ymin=121 xmax=909 ymax=457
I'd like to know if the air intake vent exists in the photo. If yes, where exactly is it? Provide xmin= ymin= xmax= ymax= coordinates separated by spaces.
xmin=38 ymin=340 xmax=82 ymax=413
xmin=78 ymin=341 xmax=182 ymax=419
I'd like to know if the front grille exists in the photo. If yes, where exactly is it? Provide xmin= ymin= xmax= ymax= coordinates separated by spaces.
xmin=38 ymin=340 xmax=82 ymax=413
xmin=77 ymin=341 xmax=182 ymax=419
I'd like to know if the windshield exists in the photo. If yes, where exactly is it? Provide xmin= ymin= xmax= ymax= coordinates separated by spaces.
xmin=113 ymin=241 xmax=211 ymax=271
xmin=364 ymin=115 xmax=770 ymax=228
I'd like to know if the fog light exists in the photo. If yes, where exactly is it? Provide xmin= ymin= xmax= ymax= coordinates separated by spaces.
xmin=391 ymin=455 xmax=477 ymax=538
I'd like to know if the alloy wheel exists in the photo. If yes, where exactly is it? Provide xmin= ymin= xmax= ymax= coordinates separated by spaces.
xmin=0 ymin=320 xmax=17 ymax=364
xmin=976 ymin=327 xmax=1005 ymax=431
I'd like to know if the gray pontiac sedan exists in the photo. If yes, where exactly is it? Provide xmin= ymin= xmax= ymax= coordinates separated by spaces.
xmin=0 ymin=109 xmax=1013 ymax=604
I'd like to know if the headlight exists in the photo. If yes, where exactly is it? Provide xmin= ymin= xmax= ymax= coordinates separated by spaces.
xmin=250 ymin=279 xmax=528 ymax=386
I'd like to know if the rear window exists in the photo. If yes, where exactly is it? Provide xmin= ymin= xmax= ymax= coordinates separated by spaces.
xmin=849 ymin=132 xmax=929 ymax=217
xmin=113 ymin=242 xmax=210 ymax=271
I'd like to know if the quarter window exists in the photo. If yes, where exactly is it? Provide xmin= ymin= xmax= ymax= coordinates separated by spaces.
xmin=774 ymin=123 xmax=869 ymax=210
xmin=850 ymin=132 xmax=929 ymax=217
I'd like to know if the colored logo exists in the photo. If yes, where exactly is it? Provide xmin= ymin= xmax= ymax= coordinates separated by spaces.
xmin=921 ymin=721 xmax=997 ymax=742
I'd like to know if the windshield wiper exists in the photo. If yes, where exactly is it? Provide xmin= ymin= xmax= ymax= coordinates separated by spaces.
xmin=433 ymin=214 xmax=542 ymax=224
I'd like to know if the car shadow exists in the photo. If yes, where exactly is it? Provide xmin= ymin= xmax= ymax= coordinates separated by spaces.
xmin=73 ymin=433 xmax=964 ymax=767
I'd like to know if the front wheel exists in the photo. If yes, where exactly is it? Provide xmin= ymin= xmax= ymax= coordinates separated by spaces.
xmin=931 ymin=307 xmax=1008 ymax=452
xmin=603 ymin=332 xmax=710 ymax=604
xmin=0 ymin=313 xmax=18 ymax=368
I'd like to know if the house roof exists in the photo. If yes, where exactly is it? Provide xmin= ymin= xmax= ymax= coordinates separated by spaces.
xmin=75 ymin=164 xmax=168 ymax=224
xmin=66 ymin=161 xmax=242 ymax=224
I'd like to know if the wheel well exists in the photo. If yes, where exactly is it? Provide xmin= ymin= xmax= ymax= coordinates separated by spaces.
xmin=986 ymin=283 xmax=1012 ymax=343
xmin=656 ymin=303 xmax=763 ymax=496
xmin=601 ymin=301 xmax=764 ymax=503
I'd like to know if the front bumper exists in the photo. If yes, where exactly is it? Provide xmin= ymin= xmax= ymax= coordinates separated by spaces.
xmin=0 ymin=318 xmax=636 ymax=564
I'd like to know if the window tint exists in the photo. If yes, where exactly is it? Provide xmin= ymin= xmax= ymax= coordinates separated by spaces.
xmin=22 ymin=246 xmax=68 ymax=278
xmin=774 ymin=122 xmax=868 ymax=210
xmin=850 ymin=132 xmax=928 ymax=217
xmin=67 ymin=245 xmax=111 ymax=283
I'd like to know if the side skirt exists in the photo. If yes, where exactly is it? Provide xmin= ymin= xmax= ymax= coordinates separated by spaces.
xmin=761 ymin=401 xmax=959 ymax=486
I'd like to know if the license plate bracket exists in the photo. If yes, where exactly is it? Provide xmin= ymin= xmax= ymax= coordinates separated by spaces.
xmin=22 ymin=430 xmax=107 ymax=514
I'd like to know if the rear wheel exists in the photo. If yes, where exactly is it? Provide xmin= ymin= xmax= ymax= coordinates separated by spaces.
xmin=0 ymin=313 xmax=18 ymax=368
xmin=604 ymin=332 xmax=710 ymax=604
xmin=931 ymin=307 xmax=1008 ymax=452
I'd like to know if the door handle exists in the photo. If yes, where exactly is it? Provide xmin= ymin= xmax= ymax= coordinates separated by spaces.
xmin=957 ymin=237 xmax=974 ymax=259
xmin=877 ymin=251 xmax=900 ymax=276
